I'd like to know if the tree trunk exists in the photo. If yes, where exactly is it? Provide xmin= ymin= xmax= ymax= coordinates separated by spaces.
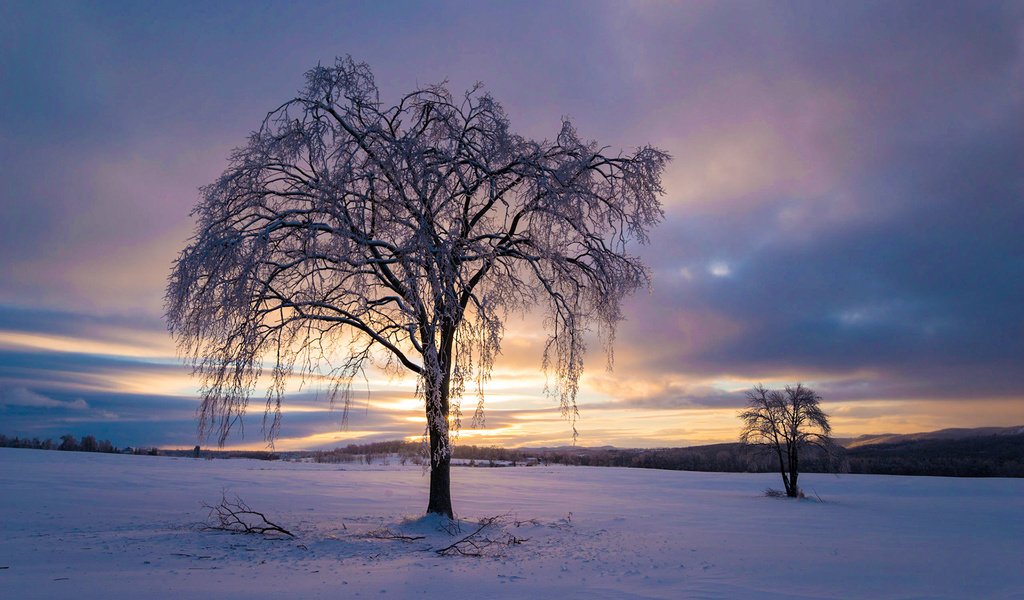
xmin=787 ymin=447 xmax=799 ymax=498
xmin=425 ymin=375 xmax=454 ymax=517
xmin=425 ymin=322 xmax=456 ymax=518
xmin=427 ymin=429 xmax=453 ymax=517
xmin=774 ymin=444 xmax=792 ymax=496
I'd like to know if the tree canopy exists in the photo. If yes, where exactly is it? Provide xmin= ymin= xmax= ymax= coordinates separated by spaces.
xmin=167 ymin=57 xmax=669 ymax=515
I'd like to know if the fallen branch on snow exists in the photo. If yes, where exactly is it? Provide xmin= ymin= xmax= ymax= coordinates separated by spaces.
xmin=365 ymin=526 xmax=426 ymax=542
xmin=435 ymin=516 xmax=528 ymax=557
xmin=202 ymin=493 xmax=294 ymax=538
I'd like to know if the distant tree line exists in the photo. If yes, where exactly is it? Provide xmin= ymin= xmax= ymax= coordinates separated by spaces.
xmin=843 ymin=435 xmax=1024 ymax=477
xmin=305 ymin=434 xmax=1024 ymax=478
xmin=0 ymin=433 xmax=160 ymax=456
xmin=161 ymin=447 xmax=280 ymax=461
xmin=8 ymin=432 xmax=1020 ymax=478
xmin=311 ymin=440 xmax=423 ymax=465
xmin=522 ymin=444 xmax=840 ymax=473
xmin=522 ymin=441 xmax=1024 ymax=478
xmin=452 ymin=444 xmax=526 ymax=463
xmin=310 ymin=441 xmax=544 ymax=466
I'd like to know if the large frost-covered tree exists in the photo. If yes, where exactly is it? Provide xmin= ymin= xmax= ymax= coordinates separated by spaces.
xmin=167 ymin=57 xmax=669 ymax=517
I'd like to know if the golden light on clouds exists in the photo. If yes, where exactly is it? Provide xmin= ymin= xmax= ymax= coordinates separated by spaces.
xmin=100 ymin=370 xmax=195 ymax=397
xmin=260 ymin=430 xmax=397 ymax=452
xmin=5 ymin=305 xmax=1022 ymax=452
xmin=0 ymin=330 xmax=170 ymax=360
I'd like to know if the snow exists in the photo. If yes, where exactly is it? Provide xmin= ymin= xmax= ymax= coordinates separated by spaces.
xmin=1 ymin=447 xmax=1022 ymax=599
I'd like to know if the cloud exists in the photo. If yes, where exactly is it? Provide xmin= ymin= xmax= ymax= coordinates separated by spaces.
xmin=0 ymin=386 xmax=88 ymax=410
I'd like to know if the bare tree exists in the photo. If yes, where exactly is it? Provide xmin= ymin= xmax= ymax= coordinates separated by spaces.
xmin=739 ymin=384 xmax=835 ymax=497
xmin=166 ymin=57 xmax=669 ymax=517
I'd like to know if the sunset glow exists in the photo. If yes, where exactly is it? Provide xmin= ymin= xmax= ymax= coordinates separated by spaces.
xmin=1 ymin=2 xmax=1021 ymax=451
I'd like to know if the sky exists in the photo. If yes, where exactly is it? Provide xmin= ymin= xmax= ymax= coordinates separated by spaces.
xmin=1 ymin=1 xmax=1022 ymax=450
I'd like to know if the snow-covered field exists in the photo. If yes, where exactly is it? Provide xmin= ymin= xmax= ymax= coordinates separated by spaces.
xmin=1 ymin=448 xmax=1021 ymax=599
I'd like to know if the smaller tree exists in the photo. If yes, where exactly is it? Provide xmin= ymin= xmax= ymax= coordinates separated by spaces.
xmin=739 ymin=383 xmax=835 ymax=497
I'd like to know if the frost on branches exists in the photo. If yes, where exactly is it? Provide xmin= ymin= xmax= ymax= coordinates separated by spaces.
xmin=166 ymin=57 xmax=669 ymax=517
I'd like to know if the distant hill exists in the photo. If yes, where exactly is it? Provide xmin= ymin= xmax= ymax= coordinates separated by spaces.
xmin=457 ymin=425 xmax=1024 ymax=478
xmin=836 ymin=426 xmax=1024 ymax=477
xmin=838 ymin=425 xmax=1024 ymax=449
xmin=295 ymin=426 xmax=1024 ymax=477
